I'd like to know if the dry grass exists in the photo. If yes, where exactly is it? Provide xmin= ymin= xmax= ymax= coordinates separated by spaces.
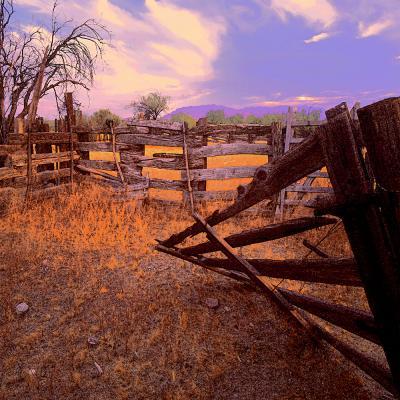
xmin=0 ymin=184 xmax=387 ymax=399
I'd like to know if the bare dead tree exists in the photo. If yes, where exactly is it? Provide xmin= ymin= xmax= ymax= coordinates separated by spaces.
xmin=0 ymin=0 xmax=109 ymax=142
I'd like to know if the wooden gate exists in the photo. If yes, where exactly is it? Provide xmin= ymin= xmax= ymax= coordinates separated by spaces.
xmin=156 ymin=98 xmax=400 ymax=397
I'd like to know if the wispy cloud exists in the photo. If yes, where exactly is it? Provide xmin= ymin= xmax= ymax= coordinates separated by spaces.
xmin=358 ymin=18 xmax=393 ymax=38
xmin=304 ymin=32 xmax=331 ymax=44
xmin=269 ymin=0 xmax=338 ymax=28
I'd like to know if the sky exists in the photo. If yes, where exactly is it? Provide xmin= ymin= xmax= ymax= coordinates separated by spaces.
xmin=12 ymin=0 xmax=400 ymax=117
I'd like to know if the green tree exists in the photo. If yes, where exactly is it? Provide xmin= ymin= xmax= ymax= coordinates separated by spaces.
xmin=206 ymin=109 xmax=226 ymax=124
xmin=90 ymin=109 xmax=122 ymax=128
xmin=261 ymin=113 xmax=283 ymax=125
xmin=245 ymin=114 xmax=262 ymax=124
xmin=130 ymin=92 xmax=170 ymax=120
xmin=170 ymin=113 xmax=196 ymax=129
xmin=227 ymin=113 xmax=244 ymax=124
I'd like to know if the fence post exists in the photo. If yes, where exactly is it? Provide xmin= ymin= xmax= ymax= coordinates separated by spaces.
xmin=120 ymin=134 xmax=145 ymax=185
xmin=196 ymin=117 xmax=208 ymax=193
xmin=321 ymin=102 xmax=399 ymax=395
xmin=275 ymin=107 xmax=294 ymax=220
xmin=270 ymin=121 xmax=284 ymax=215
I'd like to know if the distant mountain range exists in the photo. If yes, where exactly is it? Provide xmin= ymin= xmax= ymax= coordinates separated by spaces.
xmin=164 ymin=104 xmax=323 ymax=120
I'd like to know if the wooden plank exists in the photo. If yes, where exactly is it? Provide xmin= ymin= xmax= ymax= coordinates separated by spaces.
xmin=156 ymin=244 xmax=250 ymax=284
xmin=323 ymin=101 xmax=400 ymax=392
xmin=302 ymin=239 xmax=330 ymax=258
xmin=75 ymin=165 xmax=120 ymax=181
xmin=191 ymin=143 xmax=271 ymax=159
xmin=77 ymin=142 xmax=130 ymax=152
xmin=180 ymin=216 xmax=337 ymax=256
xmin=201 ymin=257 xmax=362 ymax=287
xmin=121 ymin=173 xmax=185 ymax=191
xmin=78 ymin=160 xmax=116 ymax=171
xmin=308 ymin=171 xmax=329 ymax=178
xmin=0 ymin=167 xmax=25 ymax=181
xmin=127 ymin=120 xmax=183 ymax=131
xmin=284 ymin=199 xmax=310 ymax=206
xmin=182 ymin=166 xmax=258 ymax=181
xmin=161 ymin=127 xmax=325 ymax=248
xmin=135 ymin=155 xmax=204 ymax=170
xmin=277 ymin=288 xmax=379 ymax=344
xmin=30 ymin=132 xmax=78 ymax=144
xmin=191 ymin=190 xmax=237 ymax=201
xmin=286 ymin=185 xmax=333 ymax=194
xmin=117 ymin=133 xmax=183 ymax=147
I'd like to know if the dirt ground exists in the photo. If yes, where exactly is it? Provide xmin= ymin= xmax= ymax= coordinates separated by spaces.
xmin=0 ymin=184 xmax=390 ymax=399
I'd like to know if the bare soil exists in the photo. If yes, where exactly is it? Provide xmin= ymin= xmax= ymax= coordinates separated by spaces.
xmin=0 ymin=246 xmax=387 ymax=399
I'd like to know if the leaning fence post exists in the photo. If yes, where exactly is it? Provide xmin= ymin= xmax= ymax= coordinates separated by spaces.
xmin=321 ymin=102 xmax=399 ymax=395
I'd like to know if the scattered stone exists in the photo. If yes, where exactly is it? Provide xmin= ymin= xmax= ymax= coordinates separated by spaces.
xmin=16 ymin=303 xmax=29 ymax=315
xmin=41 ymin=259 xmax=51 ymax=272
xmin=249 ymin=322 xmax=255 ymax=328
xmin=27 ymin=368 xmax=36 ymax=376
xmin=224 ymin=306 xmax=231 ymax=312
xmin=87 ymin=336 xmax=99 ymax=346
xmin=94 ymin=362 xmax=103 ymax=376
xmin=205 ymin=298 xmax=219 ymax=309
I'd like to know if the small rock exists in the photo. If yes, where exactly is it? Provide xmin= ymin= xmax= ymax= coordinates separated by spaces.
xmin=27 ymin=368 xmax=36 ymax=376
xmin=16 ymin=303 xmax=29 ymax=315
xmin=41 ymin=259 xmax=50 ymax=272
xmin=224 ymin=306 xmax=231 ymax=312
xmin=87 ymin=336 xmax=99 ymax=346
xmin=249 ymin=322 xmax=255 ymax=328
xmin=94 ymin=362 xmax=103 ymax=376
xmin=205 ymin=298 xmax=219 ymax=309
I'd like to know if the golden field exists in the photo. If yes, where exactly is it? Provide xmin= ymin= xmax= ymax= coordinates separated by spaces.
xmin=0 ymin=181 xmax=387 ymax=399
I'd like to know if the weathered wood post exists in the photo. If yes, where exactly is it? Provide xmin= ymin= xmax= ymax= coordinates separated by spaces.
xmin=119 ymin=127 xmax=145 ymax=185
xmin=196 ymin=117 xmax=208 ymax=193
xmin=14 ymin=118 xmax=25 ymax=135
xmin=358 ymin=97 xmax=400 ymax=255
xmin=64 ymin=93 xmax=75 ymax=184
xmin=270 ymin=121 xmax=284 ymax=215
xmin=321 ymin=102 xmax=399 ymax=395
xmin=275 ymin=107 xmax=293 ymax=220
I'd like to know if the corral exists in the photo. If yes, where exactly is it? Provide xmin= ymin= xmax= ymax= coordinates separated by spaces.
xmin=0 ymin=94 xmax=399 ymax=399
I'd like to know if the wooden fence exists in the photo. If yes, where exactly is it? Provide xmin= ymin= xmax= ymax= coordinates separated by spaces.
xmin=72 ymin=110 xmax=333 ymax=216
xmin=156 ymin=98 xmax=400 ymax=397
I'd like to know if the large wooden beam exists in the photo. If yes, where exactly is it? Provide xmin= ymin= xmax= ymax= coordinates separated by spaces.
xmin=180 ymin=216 xmax=337 ymax=256
xmin=322 ymin=102 xmax=400 ymax=394
xmin=161 ymin=128 xmax=325 ymax=247
xmin=201 ymin=257 xmax=362 ymax=287
xmin=277 ymin=288 xmax=379 ymax=344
